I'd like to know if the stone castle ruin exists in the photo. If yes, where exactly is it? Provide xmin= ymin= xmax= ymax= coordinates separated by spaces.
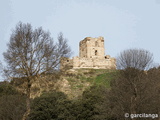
xmin=61 ymin=37 xmax=116 ymax=69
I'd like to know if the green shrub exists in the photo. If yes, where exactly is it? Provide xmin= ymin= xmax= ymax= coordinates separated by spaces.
xmin=29 ymin=91 xmax=74 ymax=120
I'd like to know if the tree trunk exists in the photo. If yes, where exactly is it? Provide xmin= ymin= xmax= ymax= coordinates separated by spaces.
xmin=22 ymin=78 xmax=31 ymax=120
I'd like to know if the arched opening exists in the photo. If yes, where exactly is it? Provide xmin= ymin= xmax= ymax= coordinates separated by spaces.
xmin=95 ymin=50 xmax=98 ymax=55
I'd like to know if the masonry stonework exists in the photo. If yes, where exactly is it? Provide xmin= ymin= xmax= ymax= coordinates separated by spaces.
xmin=61 ymin=37 xmax=116 ymax=69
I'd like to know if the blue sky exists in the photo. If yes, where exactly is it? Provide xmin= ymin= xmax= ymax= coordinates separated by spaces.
xmin=0 ymin=0 xmax=160 ymax=80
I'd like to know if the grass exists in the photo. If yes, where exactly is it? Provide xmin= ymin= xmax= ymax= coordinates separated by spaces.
xmin=78 ymin=69 xmax=118 ymax=88
xmin=66 ymin=69 xmax=118 ymax=89
xmin=93 ymin=71 xmax=118 ymax=88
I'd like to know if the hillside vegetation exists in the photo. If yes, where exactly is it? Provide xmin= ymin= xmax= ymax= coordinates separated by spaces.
xmin=11 ymin=69 xmax=117 ymax=99
xmin=1 ymin=67 xmax=160 ymax=120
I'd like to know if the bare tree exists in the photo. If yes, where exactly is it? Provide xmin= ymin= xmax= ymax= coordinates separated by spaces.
xmin=109 ymin=68 xmax=160 ymax=120
xmin=3 ymin=22 xmax=71 ymax=120
xmin=109 ymin=49 xmax=159 ymax=119
xmin=117 ymin=49 xmax=153 ymax=70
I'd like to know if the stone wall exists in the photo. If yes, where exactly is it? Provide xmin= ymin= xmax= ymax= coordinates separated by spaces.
xmin=60 ymin=37 xmax=116 ymax=70
xmin=79 ymin=37 xmax=105 ymax=59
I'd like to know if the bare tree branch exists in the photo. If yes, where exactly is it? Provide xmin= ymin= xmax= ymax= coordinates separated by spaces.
xmin=3 ymin=22 xmax=72 ymax=119
xmin=116 ymin=48 xmax=153 ymax=70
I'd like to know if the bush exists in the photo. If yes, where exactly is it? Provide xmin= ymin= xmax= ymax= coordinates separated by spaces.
xmin=66 ymin=85 xmax=110 ymax=120
xmin=80 ymin=85 xmax=110 ymax=120
xmin=0 ymin=82 xmax=18 ymax=96
xmin=0 ymin=95 xmax=26 ymax=120
xmin=29 ymin=91 xmax=74 ymax=120
xmin=29 ymin=86 xmax=111 ymax=120
xmin=0 ymin=82 xmax=26 ymax=120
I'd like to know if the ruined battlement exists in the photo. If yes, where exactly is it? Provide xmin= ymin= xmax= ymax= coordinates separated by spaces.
xmin=61 ymin=37 xmax=116 ymax=70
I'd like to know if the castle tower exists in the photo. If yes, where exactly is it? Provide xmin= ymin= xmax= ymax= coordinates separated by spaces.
xmin=61 ymin=36 xmax=116 ymax=70
xmin=79 ymin=37 xmax=105 ymax=59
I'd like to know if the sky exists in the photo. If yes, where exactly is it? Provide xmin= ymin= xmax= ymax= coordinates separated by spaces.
xmin=0 ymin=0 xmax=160 ymax=80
